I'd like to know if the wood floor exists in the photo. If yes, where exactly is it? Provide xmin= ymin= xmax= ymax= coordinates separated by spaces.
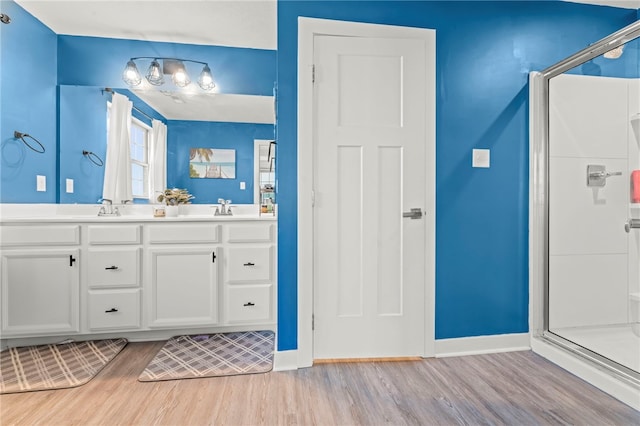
xmin=1 ymin=341 xmax=638 ymax=425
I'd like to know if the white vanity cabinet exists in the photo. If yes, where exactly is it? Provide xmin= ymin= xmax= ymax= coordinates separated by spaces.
xmin=85 ymin=225 xmax=142 ymax=331
xmin=146 ymin=224 xmax=220 ymax=328
xmin=0 ymin=225 xmax=81 ymax=337
xmin=0 ymin=216 xmax=276 ymax=344
xmin=224 ymin=223 xmax=276 ymax=325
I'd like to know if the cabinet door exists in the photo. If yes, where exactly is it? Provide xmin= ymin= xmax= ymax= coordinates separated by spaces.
xmin=1 ymin=249 xmax=80 ymax=336
xmin=148 ymin=248 xmax=219 ymax=327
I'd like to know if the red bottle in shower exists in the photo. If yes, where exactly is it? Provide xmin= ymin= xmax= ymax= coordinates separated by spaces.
xmin=632 ymin=170 xmax=640 ymax=203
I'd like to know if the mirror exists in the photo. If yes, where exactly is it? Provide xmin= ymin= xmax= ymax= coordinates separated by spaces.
xmin=1 ymin=1 xmax=276 ymax=205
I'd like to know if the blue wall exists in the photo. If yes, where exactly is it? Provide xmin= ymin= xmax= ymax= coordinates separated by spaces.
xmin=167 ymin=121 xmax=274 ymax=204
xmin=276 ymin=1 xmax=638 ymax=349
xmin=2 ymin=0 xmax=639 ymax=353
xmin=57 ymin=35 xmax=276 ymax=96
xmin=1 ymin=0 xmax=57 ymax=202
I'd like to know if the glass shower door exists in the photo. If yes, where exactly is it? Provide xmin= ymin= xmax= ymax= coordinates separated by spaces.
xmin=547 ymin=38 xmax=640 ymax=375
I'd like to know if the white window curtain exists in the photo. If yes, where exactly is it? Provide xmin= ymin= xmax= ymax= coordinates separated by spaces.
xmin=103 ymin=92 xmax=133 ymax=204
xmin=151 ymin=119 xmax=167 ymax=200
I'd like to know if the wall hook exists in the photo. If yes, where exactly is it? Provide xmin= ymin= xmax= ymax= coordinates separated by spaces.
xmin=82 ymin=150 xmax=104 ymax=166
xmin=14 ymin=131 xmax=45 ymax=153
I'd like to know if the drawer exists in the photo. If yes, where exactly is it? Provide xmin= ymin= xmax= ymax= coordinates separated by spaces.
xmin=148 ymin=224 xmax=219 ymax=244
xmin=225 ymin=285 xmax=272 ymax=323
xmin=88 ymin=225 xmax=141 ymax=244
xmin=227 ymin=246 xmax=272 ymax=282
xmin=87 ymin=248 xmax=140 ymax=288
xmin=0 ymin=225 xmax=79 ymax=246
xmin=88 ymin=289 xmax=140 ymax=330
xmin=227 ymin=224 xmax=274 ymax=243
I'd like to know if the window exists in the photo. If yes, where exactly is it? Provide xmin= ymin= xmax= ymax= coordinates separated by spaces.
xmin=130 ymin=118 xmax=150 ymax=199
xmin=107 ymin=103 xmax=152 ymax=200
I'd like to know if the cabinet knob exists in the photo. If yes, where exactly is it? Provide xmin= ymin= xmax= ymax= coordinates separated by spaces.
xmin=105 ymin=265 xmax=119 ymax=270
xmin=105 ymin=308 xmax=118 ymax=313
xmin=243 ymin=262 xmax=255 ymax=266
xmin=243 ymin=302 xmax=255 ymax=307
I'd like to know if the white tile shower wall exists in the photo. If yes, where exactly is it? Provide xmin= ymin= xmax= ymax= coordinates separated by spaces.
xmin=549 ymin=74 xmax=634 ymax=329
xmin=549 ymin=75 xmax=628 ymax=159
xmin=549 ymin=157 xmax=628 ymax=255
xmin=549 ymin=254 xmax=628 ymax=328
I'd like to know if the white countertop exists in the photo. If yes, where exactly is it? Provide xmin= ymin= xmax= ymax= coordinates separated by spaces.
xmin=0 ymin=203 xmax=276 ymax=224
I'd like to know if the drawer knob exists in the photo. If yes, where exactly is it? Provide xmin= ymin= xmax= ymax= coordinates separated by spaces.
xmin=105 ymin=308 xmax=119 ymax=313
xmin=243 ymin=302 xmax=255 ymax=307
xmin=243 ymin=262 xmax=255 ymax=266
xmin=105 ymin=265 xmax=119 ymax=270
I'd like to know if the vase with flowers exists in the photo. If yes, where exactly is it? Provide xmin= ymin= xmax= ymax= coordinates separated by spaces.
xmin=157 ymin=188 xmax=194 ymax=217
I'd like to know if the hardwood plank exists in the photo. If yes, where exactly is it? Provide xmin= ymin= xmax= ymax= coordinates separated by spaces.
xmin=1 ymin=343 xmax=638 ymax=425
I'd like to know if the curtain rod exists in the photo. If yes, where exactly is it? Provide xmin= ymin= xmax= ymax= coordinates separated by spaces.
xmin=102 ymin=87 xmax=156 ymax=122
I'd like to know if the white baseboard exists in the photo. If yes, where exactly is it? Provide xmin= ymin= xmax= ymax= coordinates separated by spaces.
xmin=435 ymin=333 xmax=530 ymax=358
xmin=273 ymin=349 xmax=299 ymax=371
xmin=531 ymin=337 xmax=640 ymax=411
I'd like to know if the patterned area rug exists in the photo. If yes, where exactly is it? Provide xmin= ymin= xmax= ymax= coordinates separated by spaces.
xmin=138 ymin=330 xmax=275 ymax=382
xmin=0 ymin=338 xmax=127 ymax=394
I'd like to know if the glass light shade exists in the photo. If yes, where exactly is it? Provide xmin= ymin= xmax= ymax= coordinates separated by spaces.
xmin=197 ymin=65 xmax=215 ymax=91
xmin=122 ymin=60 xmax=141 ymax=86
xmin=172 ymin=62 xmax=191 ymax=87
xmin=145 ymin=59 xmax=164 ymax=86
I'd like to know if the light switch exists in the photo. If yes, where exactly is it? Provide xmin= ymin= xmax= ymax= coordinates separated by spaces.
xmin=472 ymin=149 xmax=490 ymax=168
xmin=240 ymin=181 xmax=246 ymax=190
xmin=36 ymin=175 xmax=46 ymax=192
xmin=66 ymin=178 xmax=74 ymax=193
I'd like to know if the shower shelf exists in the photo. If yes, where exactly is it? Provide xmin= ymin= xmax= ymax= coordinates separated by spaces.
xmin=631 ymin=203 xmax=640 ymax=210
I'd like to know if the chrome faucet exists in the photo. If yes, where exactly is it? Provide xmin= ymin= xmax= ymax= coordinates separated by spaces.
xmin=214 ymin=198 xmax=232 ymax=216
xmin=97 ymin=198 xmax=120 ymax=216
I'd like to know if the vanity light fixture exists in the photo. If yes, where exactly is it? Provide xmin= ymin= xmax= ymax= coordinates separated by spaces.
xmin=122 ymin=57 xmax=215 ymax=91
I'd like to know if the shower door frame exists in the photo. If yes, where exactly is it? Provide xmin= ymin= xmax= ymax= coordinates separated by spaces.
xmin=530 ymin=19 xmax=640 ymax=388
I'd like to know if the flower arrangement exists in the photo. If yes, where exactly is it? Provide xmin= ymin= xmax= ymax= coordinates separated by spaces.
xmin=157 ymin=188 xmax=195 ymax=206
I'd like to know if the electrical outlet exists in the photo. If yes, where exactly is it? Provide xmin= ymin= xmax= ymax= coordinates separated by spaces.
xmin=66 ymin=178 xmax=74 ymax=193
xmin=36 ymin=175 xmax=46 ymax=192
xmin=240 ymin=181 xmax=246 ymax=190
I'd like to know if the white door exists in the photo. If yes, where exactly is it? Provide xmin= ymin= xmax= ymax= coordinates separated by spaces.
xmin=313 ymin=35 xmax=430 ymax=359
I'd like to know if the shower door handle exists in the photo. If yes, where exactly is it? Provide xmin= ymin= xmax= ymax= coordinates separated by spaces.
xmin=625 ymin=219 xmax=640 ymax=233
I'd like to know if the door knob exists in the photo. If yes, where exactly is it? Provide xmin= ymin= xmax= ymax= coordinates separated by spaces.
xmin=403 ymin=208 xmax=423 ymax=219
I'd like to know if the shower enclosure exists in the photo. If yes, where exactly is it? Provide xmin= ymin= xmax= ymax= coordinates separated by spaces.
xmin=530 ymin=20 xmax=640 ymax=405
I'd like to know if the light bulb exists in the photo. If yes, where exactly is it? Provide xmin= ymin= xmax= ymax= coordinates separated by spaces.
xmin=146 ymin=59 xmax=164 ymax=86
xmin=197 ymin=65 xmax=215 ymax=91
xmin=122 ymin=60 xmax=141 ymax=86
xmin=172 ymin=62 xmax=191 ymax=87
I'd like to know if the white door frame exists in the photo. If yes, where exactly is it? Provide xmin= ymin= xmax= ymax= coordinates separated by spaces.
xmin=297 ymin=17 xmax=436 ymax=368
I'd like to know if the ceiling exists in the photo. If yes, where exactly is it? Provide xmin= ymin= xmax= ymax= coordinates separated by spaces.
xmin=565 ymin=0 xmax=640 ymax=8
xmin=13 ymin=0 xmax=638 ymax=51
xmin=15 ymin=0 xmax=277 ymax=50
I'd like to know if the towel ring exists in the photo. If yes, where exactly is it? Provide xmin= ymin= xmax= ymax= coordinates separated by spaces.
xmin=14 ymin=131 xmax=45 ymax=154
xmin=82 ymin=150 xmax=104 ymax=167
